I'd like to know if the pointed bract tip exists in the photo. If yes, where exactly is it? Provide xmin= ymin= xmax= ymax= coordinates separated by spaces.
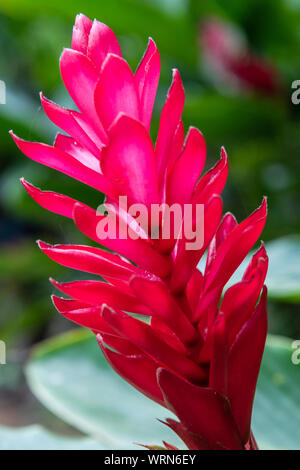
xmin=156 ymin=366 xmax=168 ymax=382
xmin=51 ymin=295 xmax=70 ymax=312
xmin=156 ymin=367 xmax=176 ymax=395
xmin=96 ymin=333 xmax=104 ymax=347
xmin=51 ymin=294 xmax=61 ymax=307
xmin=36 ymin=240 xmax=51 ymax=251
xmin=147 ymin=37 xmax=158 ymax=51
xmin=101 ymin=303 xmax=112 ymax=317
xmin=9 ymin=131 xmax=25 ymax=148
xmin=259 ymin=196 xmax=268 ymax=216
xmin=20 ymin=178 xmax=31 ymax=191
xmin=74 ymin=13 xmax=91 ymax=26
xmin=39 ymin=92 xmax=50 ymax=104
xmin=49 ymin=277 xmax=59 ymax=288
xmin=256 ymin=240 xmax=267 ymax=256
xmin=72 ymin=201 xmax=86 ymax=220
xmin=220 ymin=146 xmax=228 ymax=160
xmin=20 ymin=179 xmax=38 ymax=193
xmin=171 ymin=68 xmax=182 ymax=83
xmin=222 ymin=211 xmax=237 ymax=224
xmin=260 ymin=284 xmax=268 ymax=303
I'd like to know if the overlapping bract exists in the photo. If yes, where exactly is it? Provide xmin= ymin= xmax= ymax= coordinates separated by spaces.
xmin=12 ymin=14 xmax=268 ymax=450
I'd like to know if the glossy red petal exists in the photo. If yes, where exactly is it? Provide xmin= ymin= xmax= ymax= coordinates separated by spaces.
xmin=205 ymin=212 xmax=238 ymax=276
xmin=60 ymin=48 xmax=107 ymax=139
xmin=192 ymin=147 xmax=228 ymax=203
xmin=54 ymin=133 xmax=100 ymax=173
xmin=38 ymin=241 xmax=139 ymax=280
xmin=130 ymin=276 xmax=198 ymax=345
xmin=73 ymin=202 xmax=172 ymax=278
xmin=101 ymin=305 xmax=206 ymax=383
xmin=150 ymin=317 xmax=187 ymax=355
xmin=167 ymin=119 xmax=185 ymax=170
xmin=242 ymin=241 xmax=268 ymax=281
xmin=50 ymin=278 xmax=149 ymax=315
xmin=105 ymin=196 xmax=150 ymax=242
xmin=71 ymin=14 xmax=92 ymax=54
xmin=155 ymin=69 xmax=185 ymax=184
xmin=97 ymin=335 xmax=165 ymax=406
xmin=87 ymin=19 xmax=121 ymax=70
xmin=20 ymin=179 xmax=83 ymax=218
xmin=228 ymin=286 xmax=268 ymax=444
xmin=209 ymin=314 xmax=228 ymax=397
xmin=167 ymin=127 xmax=206 ymax=206
xmin=207 ymin=198 xmax=267 ymax=288
xmin=221 ymin=244 xmax=268 ymax=344
xmin=52 ymin=296 xmax=112 ymax=332
xmin=197 ymin=198 xmax=267 ymax=318
xmin=135 ymin=38 xmax=160 ymax=131
xmin=135 ymin=38 xmax=157 ymax=94
xmin=185 ymin=269 xmax=203 ymax=312
xmin=11 ymin=133 xmax=115 ymax=197
xmin=158 ymin=368 xmax=243 ymax=449
xmin=170 ymin=195 xmax=223 ymax=293
xmin=101 ymin=114 xmax=159 ymax=209
xmin=40 ymin=94 xmax=102 ymax=157
xmin=94 ymin=54 xmax=140 ymax=130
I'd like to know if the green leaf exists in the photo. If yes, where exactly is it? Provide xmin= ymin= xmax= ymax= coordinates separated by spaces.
xmin=0 ymin=424 xmax=103 ymax=450
xmin=252 ymin=335 xmax=300 ymax=450
xmin=261 ymin=236 xmax=300 ymax=302
xmin=26 ymin=329 xmax=183 ymax=450
xmin=26 ymin=329 xmax=300 ymax=450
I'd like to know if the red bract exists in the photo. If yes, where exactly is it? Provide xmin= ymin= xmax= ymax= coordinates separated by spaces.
xmin=200 ymin=18 xmax=282 ymax=96
xmin=12 ymin=14 xmax=268 ymax=450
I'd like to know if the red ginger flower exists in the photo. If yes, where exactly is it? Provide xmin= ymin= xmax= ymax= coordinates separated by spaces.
xmin=11 ymin=14 xmax=268 ymax=450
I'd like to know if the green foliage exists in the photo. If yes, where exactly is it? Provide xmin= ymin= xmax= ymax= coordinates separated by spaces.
xmin=25 ymin=329 xmax=184 ymax=449
xmin=25 ymin=329 xmax=300 ymax=450
xmin=0 ymin=424 xmax=103 ymax=450
xmin=253 ymin=335 xmax=300 ymax=450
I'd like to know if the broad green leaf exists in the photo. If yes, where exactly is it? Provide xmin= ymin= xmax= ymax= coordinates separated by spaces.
xmin=26 ymin=329 xmax=183 ymax=450
xmin=260 ymin=236 xmax=300 ymax=302
xmin=0 ymin=424 xmax=103 ymax=450
xmin=252 ymin=335 xmax=300 ymax=450
xmin=26 ymin=329 xmax=300 ymax=450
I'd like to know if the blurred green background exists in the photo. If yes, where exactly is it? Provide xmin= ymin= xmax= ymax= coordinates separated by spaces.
xmin=0 ymin=0 xmax=299 ymax=446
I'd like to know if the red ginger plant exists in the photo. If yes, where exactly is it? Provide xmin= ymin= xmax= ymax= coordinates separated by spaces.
xmin=11 ymin=14 xmax=268 ymax=450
